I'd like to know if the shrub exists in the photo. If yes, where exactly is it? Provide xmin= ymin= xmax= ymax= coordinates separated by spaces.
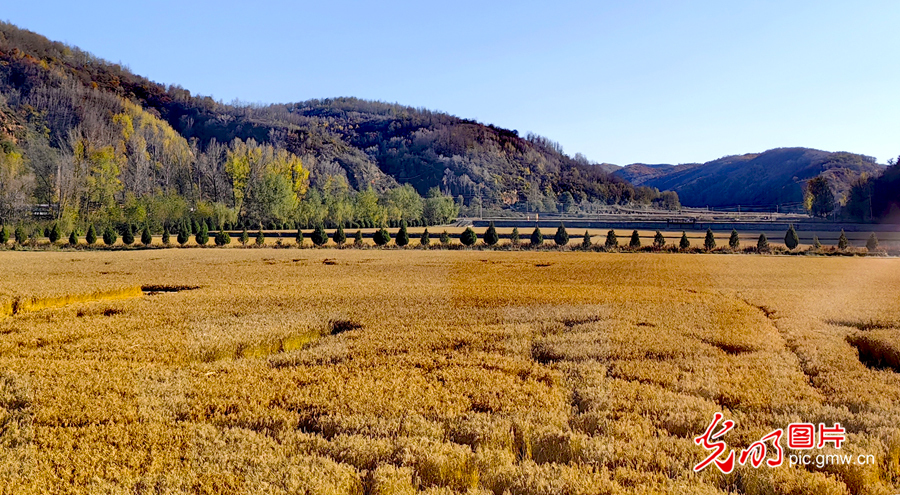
xmin=813 ymin=236 xmax=822 ymax=249
xmin=239 ymin=228 xmax=249 ymax=246
xmin=605 ymin=230 xmax=618 ymax=249
xmin=68 ymin=230 xmax=77 ymax=246
xmin=354 ymin=230 xmax=364 ymax=247
xmin=784 ymin=225 xmax=799 ymax=250
xmin=729 ymin=229 xmax=739 ymax=250
xmin=703 ymin=228 xmax=716 ymax=250
xmin=0 ymin=225 xmax=7 ymax=244
xmin=510 ymin=227 xmax=520 ymax=247
xmin=440 ymin=230 xmax=451 ymax=246
xmin=195 ymin=222 xmax=208 ymax=246
xmin=554 ymin=223 xmax=569 ymax=247
xmin=420 ymin=228 xmax=430 ymax=247
xmin=866 ymin=232 xmax=878 ymax=251
xmin=86 ymin=225 xmax=97 ymax=245
xmin=460 ymin=227 xmax=477 ymax=247
xmin=48 ymin=223 xmax=61 ymax=243
xmin=581 ymin=231 xmax=592 ymax=249
xmin=654 ymin=230 xmax=666 ymax=249
xmin=484 ymin=222 xmax=499 ymax=246
xmin=333 ymin=225 xmax=347 ymax=247
xmin=312 ymin=223 xmax=328 ymax=247
xmin=15 ymin=226 xmax=26 ymax=245
xmin=530 ymin=227 xmax=543 ymax=248
xmin=373 ymin=227 xmax=391 ymax=246
xmin=295 ymin=227 xmax=305 ymax=246
xmin=396 ymin=220 xmax=410 ymax=247
xmin=162 ymin=226 xmax=171 ymax=245
xmin=122 ymin=224 xmax=135 ymax=246
xmin=629 ymin=230 xmax=641 ymax=249
xmin=177 ymin=226 xmax=189 ymax=246
xmin=256 ymin=229 xmax=266 ymax=246
xmin=214 ymin=230 xmax=231 ymax=246
xmin=757 ymin=233 xmax=769 ymax=252
xmin=141 ymin=226 xmax=152 ymax=246
xmin=103 ymin=226 xmax=117 ymax=246
xmin=838 ymin=229 xmax=849 ymax=250
xmin=679 ymin=231 xmax=690 ymax=250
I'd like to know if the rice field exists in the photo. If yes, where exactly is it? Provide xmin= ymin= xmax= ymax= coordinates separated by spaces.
xmin=0 ymin=249 xmax=899 ymax=494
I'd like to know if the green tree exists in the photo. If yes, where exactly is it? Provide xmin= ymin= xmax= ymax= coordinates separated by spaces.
xmin=68 ymin=230 xmax=78 ymax=246
xmin=333 ymin=224 xmax=346 ymax=247
xmin=423 ymin=188 xmax=459 ymax=225
xmin=240 ymin=228 xmax=249 ymax=246
xmin=103 ymin=226 xmax=117 ymax=246
xmin=837 ymin=230 xmax=849 ymax=250
xmin=460 ymin=227 xmax=477 ymax=247
xmin=440 ymin=230 xmax=451 ymax=246
xmin=420 ymin=228 xmax=430 ymax=247
xmin=483 ymin=222 xmax=499 ymax=246
xmin=757 ymin=233 xmax=769 ymax=252
xmin=122 ymin=224 xmax=135 ymax=246
xmin=256 ymin=228 xmax=266 ymax=246
xmin=49 ymin=223 xmax=61 ymax=243
xmin=805 ymin=176 xmax=835 ymax=218
xmin=866 ymin=233 xmax=878 ymax=251
xmin=704 ymin=229 xmax=716 ymax=251
xmin=86 ymin=225 xmax=97 ymax=245
xmin=784 ymin=225 xmax=799 ymax=250
xmin=679 ymin=232 xmax=690 ymax=250
xmin=605 ymin=230 xmax=618 ymax=249
xmin=373 ymin=227 xmax=391 ymax=246
xmin=0 ymin=226 xmax=8 ymax=244
xmin=654 ymin=231 xmax=666 ymax=249
xmin=177 ymin=225 xmax=189 ymax=246
xmin=354 ymin=230 xmax=364 ymax=247
xmin=141 ymin=225 xmax=152 ymax=246
xmin=510 ymin=227 xmax=520 ymax=247
xmin=311 ymin=223 xmax=328 ymax=247
xmin=162 ymin=226 xmax=171 ymax=245
xmin=554 ymin=223 xmax=569 ymax=247
xmin=295 ymin=227 xmax=304 ymax=247
xmin=728 ymin=229 xmax=740 ymax=250
xmin=14 ymin=226 xmax=26 ymax=245
xmin=215 ymin=230 xmax=231 ymax=246
xmin=629 ymin=230 xmax=641 ymax=249
xmin=396 ymin=220 xmax=410 ymax=247
xmin=581 ymin=230 xmax=592 ymax=249
xmin=195 ymin=222 xmax=209 ymax=246
xmin=530 ymin=227 xmax=543 ymax=248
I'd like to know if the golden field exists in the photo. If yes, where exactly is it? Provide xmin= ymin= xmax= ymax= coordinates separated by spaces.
xmin=0 ymin=249 xmax=899 ymax=494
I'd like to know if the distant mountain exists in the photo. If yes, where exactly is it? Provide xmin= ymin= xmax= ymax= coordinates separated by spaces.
xmin=612 ymin=148 xmax=884 ymax=208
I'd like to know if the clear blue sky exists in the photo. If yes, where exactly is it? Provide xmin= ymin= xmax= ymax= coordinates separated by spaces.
xmin=4 ymin=1 xmax=899 ymax=165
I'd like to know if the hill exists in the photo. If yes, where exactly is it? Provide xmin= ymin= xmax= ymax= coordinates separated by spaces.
xmin=613 ymin=148 xmax=884 ymax=209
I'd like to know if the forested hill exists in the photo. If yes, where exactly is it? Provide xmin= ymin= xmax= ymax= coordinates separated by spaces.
xmin=0 ymin=21 xmax=676 ymax=231
xmin=612 ymin=148 xmax=884 ymax=209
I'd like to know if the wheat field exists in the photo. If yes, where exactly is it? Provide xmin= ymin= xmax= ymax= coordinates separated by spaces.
xmin=0 ymin=249 xmax=898 ymax=494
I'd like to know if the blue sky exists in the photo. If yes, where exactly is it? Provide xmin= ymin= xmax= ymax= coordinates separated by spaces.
xmin=4 ymin=1 xmax=899 ymax=165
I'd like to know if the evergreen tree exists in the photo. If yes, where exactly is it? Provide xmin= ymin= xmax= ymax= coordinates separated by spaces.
xmin=43 ymin=226 xmax=51 ymax=238
xmin=240 ymin=228 xmax=249 ymax=246
xmin=483 ymin=222 xmax=499 ymax=246
xmin=440 ymin=230 xmax=451 ymax=246
xmin=728 ymin=229 xmax=740 ymax=250
xmin=757 ymin=233 xmax=769 ymax=252
xmin=195 ymin=222 xmax=208 ymax=246
xmin=530 ymin=227 xmax=543 ymax=248
xmin=141 ymin=226 xmax=152 ymax=246
xmin=629 ymin=230 xmax=641 ymax=249
xmin=373 ymin=227 xmax=391 ymax=246
xmin=654 ymin=230 xmax=666 ymax=249
xmin=837 ymin=230 xmax=849 ymax=250
xmin=679 ymin=231 xmax=690 ymax=250
xmin=15 ymin=226 xmax=26 ymax=245
xmin=177 ymin=225 xmax=189 ymax=246
xmin=704 ymin=229 xmax=716 ymax=251
xmin=866 ymin=233 xmax=879 ymax=251
xmin=784 ymin=225 xmax=799 ymax=250
xmin=311 ymin=223 xmax=328 ymax=246
xmin=510 ymin=227 xmax=520 ymax=247
xmin=554 ymin=223 xmax=569 ymax=247
xmin=605 ymin=229 xmax=618 ymax=249
xmin=396 ymin=220 xmax=410 ymax=247
xmin=420 ymin=228 xmax=430 ymax=247
xmin=103 ymin=226 xmax=117 ymax=246
xmin=460 ymin=227 xmax=477 ymax=246
xmin=86 ymin=225 xmax=97 ymax=245
xmin=333 ymin=225 xmax=346 ymax=247
xmin=68 ymin=230 xmax=77 ymax=246
xmin=48 ymin=223 xmax=61 ymax=243
xmin=162 ymin=226 xmax=171 ymax=245
xmin=354 ymin=230 xmax=364 ymax=247
xmin=215 ymin=230 xmax=231 ymax=246
xmin=256 ymin=229 xmax=266 ymax=246
xmin=295 ymin=227 xmax=304 ymax=247
xmin=581 ymin=230 xmax=592 ymax=249
xmin=813 ymin=236 xmax=822 ymax=249
xmin=122 ymin=224 xmax=135 ymax=246
xmin=190 ymin=219 xmax=198 ymax=235
xmin=0 ymin=225 xmax=7 ymax=244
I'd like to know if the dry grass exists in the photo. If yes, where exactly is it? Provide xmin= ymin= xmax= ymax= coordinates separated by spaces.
xmin=0 ymin=250 xmax=898 ymax=493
